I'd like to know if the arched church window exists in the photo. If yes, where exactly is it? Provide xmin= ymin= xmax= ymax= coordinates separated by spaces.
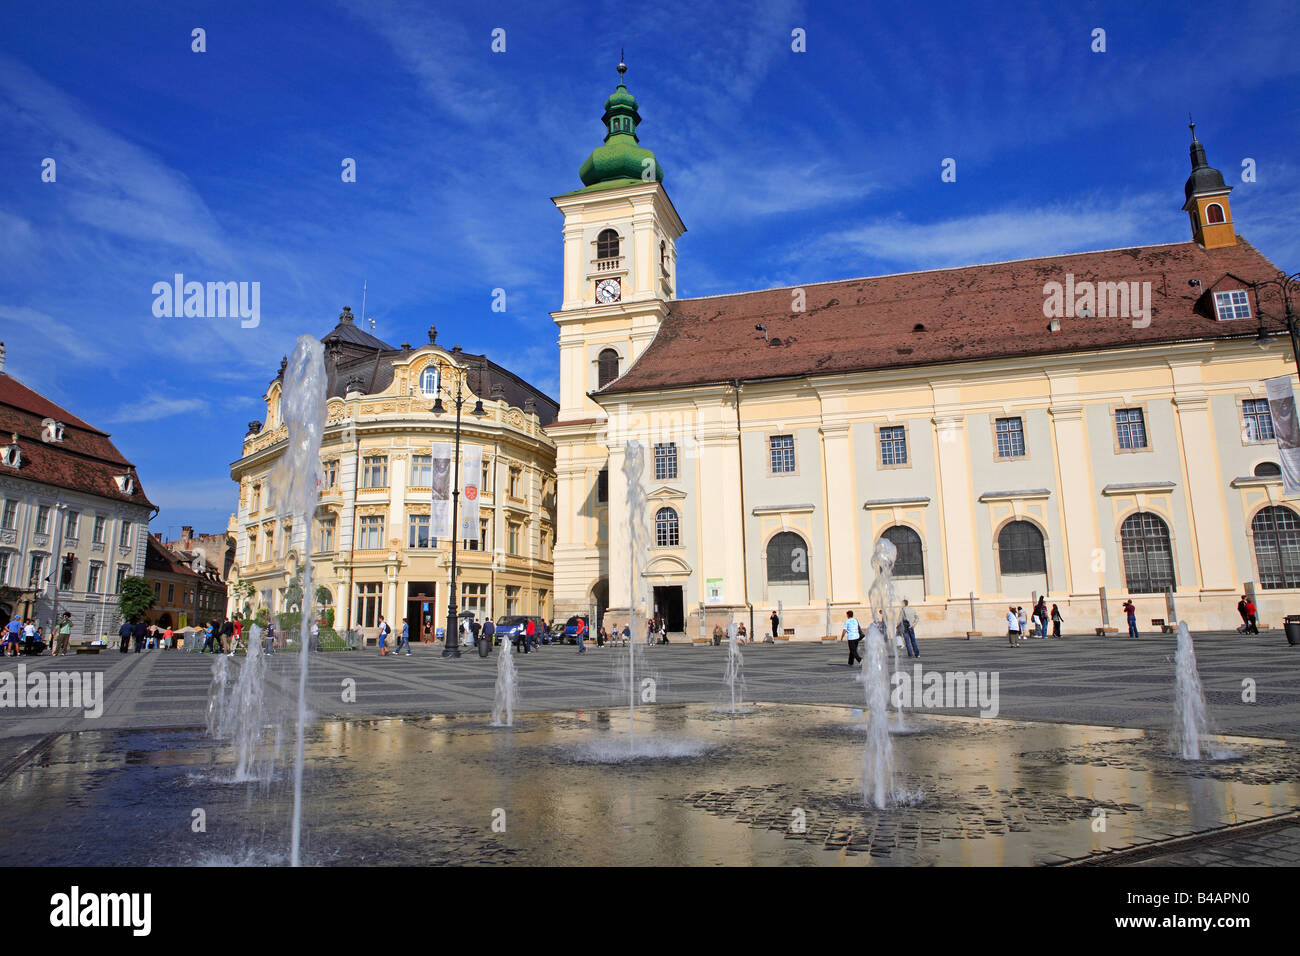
xmin=597 ymin=229 xmax=620 ymax=260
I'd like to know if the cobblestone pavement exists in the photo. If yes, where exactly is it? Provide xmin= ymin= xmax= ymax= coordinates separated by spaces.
xmin=1 ymin=631 xmax=1295 ymax=864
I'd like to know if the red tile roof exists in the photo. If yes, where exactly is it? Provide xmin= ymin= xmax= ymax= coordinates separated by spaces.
xmin=598 ymin=239 xmax=1287 ymax=396
xmin=0 ymin=373 xmax=155 ymax=509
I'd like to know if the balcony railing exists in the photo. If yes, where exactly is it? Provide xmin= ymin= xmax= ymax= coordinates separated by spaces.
xmin=591 ymin=256 xmax=624 ymax=273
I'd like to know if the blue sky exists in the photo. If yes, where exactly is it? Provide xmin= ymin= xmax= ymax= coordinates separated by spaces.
xmin=1 ymin=0 xmax=1297 ymax=537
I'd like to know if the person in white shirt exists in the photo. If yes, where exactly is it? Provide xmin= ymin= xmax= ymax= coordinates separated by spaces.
xmin=1006 ymin=607 xmax=1021 ymax=646
xmin=841 ymin=610 xmax=863 ymax=665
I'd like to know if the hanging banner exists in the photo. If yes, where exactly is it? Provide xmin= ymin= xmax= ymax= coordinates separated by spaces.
xmin=430 ymin=442 xmax=454 ymax=537
xmin=460 ymin=445 xmax=482 ymax=541
xmin=1265 ymin=375 xmax=1300 ymax=495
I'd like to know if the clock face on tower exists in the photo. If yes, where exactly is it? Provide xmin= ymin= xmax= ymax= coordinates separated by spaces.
xmin=595 ymin=277 xmax=622 ymax=304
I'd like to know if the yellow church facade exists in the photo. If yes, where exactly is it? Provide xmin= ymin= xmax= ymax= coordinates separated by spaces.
xmin=549 ymin=69 xmax=1296 ymax=639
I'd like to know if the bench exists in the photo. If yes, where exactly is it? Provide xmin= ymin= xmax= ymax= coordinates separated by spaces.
xmin=1095 ymin=626 xmax=1119 ymax=635
xmin=75 ymin=645 xmax=103 ymax=655
xmin=1151 ymin=618 xmax=1178 ymax=634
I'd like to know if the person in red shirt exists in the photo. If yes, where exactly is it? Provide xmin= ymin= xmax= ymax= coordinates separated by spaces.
xmin=525 ymin=617 xmax=536 ymax=652
xmin=1244 ymin=597 xmax=1259 ymax=634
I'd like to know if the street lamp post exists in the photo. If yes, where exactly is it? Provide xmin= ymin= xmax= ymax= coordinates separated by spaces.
xmin=1252 ymin=271 xmax=1300 ymax=375
xmin=432 ymin=361 xmax=486 ymax=658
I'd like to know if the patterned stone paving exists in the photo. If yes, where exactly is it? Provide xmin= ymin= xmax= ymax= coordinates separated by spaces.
xmin=678 ymin=780 xmax=1144 ymax=857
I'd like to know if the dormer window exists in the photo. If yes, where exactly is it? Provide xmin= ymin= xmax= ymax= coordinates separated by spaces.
xmin=40 ymin=419 xmax=64 ymax=443
xmin=1205 ymin=203 xmax=1225 ymax=224
xmin=0 ymin=435 xmax=19 ymax=470
xmin=596 ymin=229 xmax=620 ymax=260
xmin=115 ymin=474 xmax=135 ymax=495
xmin=1213 ymin=289 xmax=1251 ymax=321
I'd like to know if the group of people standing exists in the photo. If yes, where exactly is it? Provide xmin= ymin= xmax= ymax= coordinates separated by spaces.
xmin=841 ymin=599 xmax=921 ymax=665
xmin=4 ymin=612 xmax=73 ymax=656
xmin=1006 ymin=598 xmax=1062 ymax=645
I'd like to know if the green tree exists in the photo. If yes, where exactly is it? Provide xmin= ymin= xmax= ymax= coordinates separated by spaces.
xmin=118 ymin=577 xmax=155 ymax=623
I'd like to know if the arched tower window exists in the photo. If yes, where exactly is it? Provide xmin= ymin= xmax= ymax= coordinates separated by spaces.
xmin=766 ymin=532 xmax=809 ymax=584
xmin=1205 ymin=203 xmax=1225 ymax=224
xmin=1120 ymin=512 xmax=1175 ymax=593
xmin=881 ymin=526 xmax=924 ymax=578
xmin=1254 ymin=461 xmax=1281 ymax=477
xmin=1252 ymin=506 xmax=1300 ymax=589
xmin=597 ymin=348 xmax=620 ymax=388
xmin=998 ymin=520 xmax=1046 ymax=575
xmin=655 ymin=507 xmax=679 ymax=547
xmin=597 ymin=229 xmax=620 ymax=260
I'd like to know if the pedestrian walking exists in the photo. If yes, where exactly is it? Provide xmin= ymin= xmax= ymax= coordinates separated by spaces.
xmin=1016 ymin=606 xmax=1028 ymax=643
xmin=1123 ymin=599 xmax=1138 ymax=639
xmin=377 ymin=615 xmax=391 ymax=655
xmin=220 ymin=618 xmax=235 ymax=653
xmin=843 ymin=610 xmax=863 ymax=665
xmin=395 ymin=617 xmax=412 ymax=656
xmin=132 ymin=618 xmax=148 ymax=653
xmin=1006 ymin=606 xmax=1021 ymax=646
xmin=201 ymin=622 xmax=214 ymax=653
xmin=525 ymin=616 xmax=536 ymax=652
xmin=576 ymin=616 xmax=586 ymax=654
xmin=900 ymin=598 xmax=920 ymax=658
xmin=769 ymin=609 xmax=779 ymax=642
xmin=118 ymin=619 xmax=132 ymax=654
xmin=1236 ymin=596 xmax=1250 ymax=633
xmin=1035 ymin=597 xmax=1049 ymax=638
xmin=659 ymin=619 xmax=668 ymax=644
xmin=1050 ymin=604 xmax=1063 ymax=639
xmin=1245 ymin=596 xmax=1259 ymax=634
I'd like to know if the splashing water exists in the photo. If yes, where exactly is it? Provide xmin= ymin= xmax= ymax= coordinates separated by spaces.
xmin=205 ymin=625 xmax=281 ymax=783
xmin=622 ymin=441 xmax=648 ymax=753
xmin=722 ymin=616 xmax=745 ymax=713
xmin=491 ymin=635 xmax=519 ymax=727
xmin=271 ymin=335 xmax=327 ymax=866
xmin=861 ymin=616 xmax=894 ymax=809
xmin=867 ymin=537 xmax=904 ymax=728
xmin=861 ymin=537 xmax=902 ymax=807
xmin=1172 ymin=621 xmax=1212 ymax=759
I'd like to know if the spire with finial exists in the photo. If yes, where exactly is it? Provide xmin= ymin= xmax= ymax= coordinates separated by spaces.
xmin=618 ymin=49 xmax=626 ymax=77
xmin=1180 ymin=118 xmax=1235 ymax=248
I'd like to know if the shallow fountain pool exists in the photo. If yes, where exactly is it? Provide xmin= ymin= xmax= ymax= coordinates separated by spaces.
xmin=1 ymin=703 xmax=1294 ymax=866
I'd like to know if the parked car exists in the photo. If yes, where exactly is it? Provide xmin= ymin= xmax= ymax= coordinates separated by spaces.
xmin=555 ymin=615 xmax=589 ymax=645
xmin=494 ymin=615 xmax=547 ymax=648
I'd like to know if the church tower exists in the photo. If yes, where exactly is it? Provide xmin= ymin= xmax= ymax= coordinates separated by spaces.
xmin=549 ymin=59 xmax=686 ymax=623
xmin=1182 ymin=121 xmax=1236 ymax=249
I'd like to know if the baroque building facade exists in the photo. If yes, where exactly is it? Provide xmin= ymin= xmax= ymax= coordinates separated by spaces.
xmin=550 ymin=69 xmax=1297 ymax=638
xmin=0 ymin=343 xmax=154 ymax=640
xmin=229 ymin=312 xmax=557 ymax=643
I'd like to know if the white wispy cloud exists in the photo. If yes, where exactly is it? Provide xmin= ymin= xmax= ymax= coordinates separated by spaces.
xmin=795 ymin=193 xmax=1173 ymax=271
xmin=106 ymin=394 xmax=209 ymax=424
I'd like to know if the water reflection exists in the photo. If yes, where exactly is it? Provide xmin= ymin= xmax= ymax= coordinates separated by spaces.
xmin=1 ymin=704 xmax=1295 ymax=867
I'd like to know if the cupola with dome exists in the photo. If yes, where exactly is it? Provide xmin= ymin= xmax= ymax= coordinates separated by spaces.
xmin=576 ymin=56 xmax=665 ymax=191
